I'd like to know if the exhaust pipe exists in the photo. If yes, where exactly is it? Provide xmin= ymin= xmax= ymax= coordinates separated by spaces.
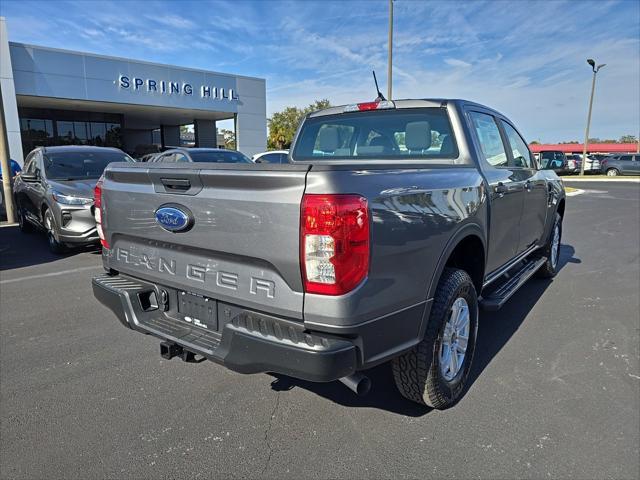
xmin=339 ymin=372 xmax=371 ymax=396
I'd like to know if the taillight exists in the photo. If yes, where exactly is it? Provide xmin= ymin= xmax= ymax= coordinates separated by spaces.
xmin=94 ymin=177 xmax=109 ymax=249
xmin=301 ymin=194 xmax=369 ymax=295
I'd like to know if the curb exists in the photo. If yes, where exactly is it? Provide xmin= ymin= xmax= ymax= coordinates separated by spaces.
xmin=562 ymin=177 xmax=640 ymax=183
xmin=566 ymin=189 xmax=585 ymax=197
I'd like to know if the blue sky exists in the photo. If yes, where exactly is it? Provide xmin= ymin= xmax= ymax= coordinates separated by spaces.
xmin=2 ymin=0 xmax=639 ymax=142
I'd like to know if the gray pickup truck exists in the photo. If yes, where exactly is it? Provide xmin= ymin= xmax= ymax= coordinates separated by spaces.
xmin=92 ymin=99 xmax=565 ymax=409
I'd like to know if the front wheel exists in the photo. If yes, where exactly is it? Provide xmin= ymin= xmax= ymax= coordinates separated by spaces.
xmin=606 ymin=168 xmax=619 ymax=176
xmin=44 ymin=209 xmax=66 ymax=254
xmin=17 ymin=203 xmax=35 ymax=233
xmin=392 ymin=268 xmax=478 ymax=409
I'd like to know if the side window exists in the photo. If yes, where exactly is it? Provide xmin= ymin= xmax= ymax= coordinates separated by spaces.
xmin=620 ymin=155 xmax=632 ymax=161
xmin=32 ymin=153 xmax=42 ymax=177
xmin=501 ymin=121 xmax=533 ymax=168
xmin=279 ymin=153 xmax=289 ymax=164
xmin=174 ymin=153 xmax=189 ymax=162
xmin=260 ymin=153 xmax=280 ymax=163
xmin=469 ymin=111 xmax=508 ymax=167
xmin=159 ymin=153 xmax=175 ymax=162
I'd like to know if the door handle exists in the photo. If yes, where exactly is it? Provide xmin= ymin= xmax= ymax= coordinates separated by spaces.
xmin=160 ymin=178 xmax=191 ymax=192
xmin=525 ymin=180 xmax=532 ymax=192
xmin=495 ymin=183 xmax=508 ymax=195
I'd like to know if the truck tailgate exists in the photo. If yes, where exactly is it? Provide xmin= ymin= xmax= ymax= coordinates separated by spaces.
xmin=100 ymin=163 xmax=309 ymax=320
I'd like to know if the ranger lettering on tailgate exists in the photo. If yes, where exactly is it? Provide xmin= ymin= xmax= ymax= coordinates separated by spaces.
xmin=114 ymin=246 xmax=275 ymax=298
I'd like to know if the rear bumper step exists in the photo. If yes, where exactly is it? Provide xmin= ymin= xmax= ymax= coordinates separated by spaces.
xmin=92 ymin=273 xmax=357 ymax=382
xmin=480 ymin=257 xmax=547 ymax=311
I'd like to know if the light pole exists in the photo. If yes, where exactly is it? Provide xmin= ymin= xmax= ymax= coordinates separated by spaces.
xmin=387 ymin=0 xmax=393 ymax=100
xmin=580 ymin=58 xmax=605 ymax=176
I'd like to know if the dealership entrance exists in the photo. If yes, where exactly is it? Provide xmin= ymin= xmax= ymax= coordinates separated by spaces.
xmin=1 ymin=18 xmax=266 ymax=163
xmin=16 ymin=97 xmax=236 ymax=158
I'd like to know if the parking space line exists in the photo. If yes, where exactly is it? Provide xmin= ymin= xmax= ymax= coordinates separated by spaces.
xmin=0 ymin=265 xmax=102 ymax=285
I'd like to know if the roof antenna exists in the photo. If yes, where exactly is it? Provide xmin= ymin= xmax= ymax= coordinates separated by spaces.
xmin=372 ymin=70 xmax=386 ymax=102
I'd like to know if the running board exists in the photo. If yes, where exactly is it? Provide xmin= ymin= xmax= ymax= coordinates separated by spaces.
xmin=480 ymin=257 xmax=547 ymax=311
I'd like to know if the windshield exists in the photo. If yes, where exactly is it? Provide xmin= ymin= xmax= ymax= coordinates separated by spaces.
xmin=43 ymin=150 xmax=133 ymax=180
xmin=188 ymin=151 xmax=252 ymax=163
xmin=293 ymin=108 xmax=458 ymax=161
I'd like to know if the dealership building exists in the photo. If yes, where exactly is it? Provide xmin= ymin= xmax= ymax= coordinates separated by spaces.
xmin=0 ymin=17 xmax=267 ymax=164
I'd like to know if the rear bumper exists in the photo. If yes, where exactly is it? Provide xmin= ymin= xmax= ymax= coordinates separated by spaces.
xmin=92 ymin=273 xmax=358 ymax=382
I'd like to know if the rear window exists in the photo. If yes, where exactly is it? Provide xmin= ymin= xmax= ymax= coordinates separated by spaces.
xmin=188 ymin=151 xmax=252 ymax=163
xmin=540 ymin=151 xmax=565 ymax=160
xmin=43 ymin=150 xmax=133 ymax=180
xmin=292 ymin=108 xmax=458 ymax=161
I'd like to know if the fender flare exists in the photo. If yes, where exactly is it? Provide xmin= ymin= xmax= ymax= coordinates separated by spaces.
xmin=425 ymin=222 xmax=487 ymax=301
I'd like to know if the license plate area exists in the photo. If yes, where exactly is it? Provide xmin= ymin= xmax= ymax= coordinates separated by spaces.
xmin=177 ymin=291 xmax=218 ymax=331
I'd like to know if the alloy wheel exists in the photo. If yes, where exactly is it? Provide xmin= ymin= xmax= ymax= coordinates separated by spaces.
xmin=551 ymin=223 xmax=560 ymax=268
xmin=439 ymin=297 xmax=470 ymax=381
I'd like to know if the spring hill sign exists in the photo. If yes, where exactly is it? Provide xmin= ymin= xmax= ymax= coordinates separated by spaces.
xmin=118 ymin=75 xmax=239 ymax=101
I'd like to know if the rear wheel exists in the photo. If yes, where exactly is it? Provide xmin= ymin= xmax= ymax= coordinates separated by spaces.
xmin=392 ymin=268 xmax=478 ymax=409
xmin=606 ymin=168 xmax=619 ymax=176
xmin=536 ymin=213 xmax=562 ymax=278
xmin=44 ymin=209 xmax=66 ymax=254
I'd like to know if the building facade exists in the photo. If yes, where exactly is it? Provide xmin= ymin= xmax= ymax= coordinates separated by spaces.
xmin=0 ymin=17 xmax=266 ymax=164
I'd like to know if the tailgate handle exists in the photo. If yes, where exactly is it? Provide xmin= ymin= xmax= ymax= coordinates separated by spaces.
xmin=161 ymin=178 xmax=191 ymax=192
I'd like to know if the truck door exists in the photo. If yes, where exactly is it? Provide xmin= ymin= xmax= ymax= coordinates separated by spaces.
xmin=499 ymin=120 xmax=548 ymax=253
xmin=468 ymin=111 xmax=525 ymax=273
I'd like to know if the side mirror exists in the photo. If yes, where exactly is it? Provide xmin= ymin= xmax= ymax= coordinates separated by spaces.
xmin=20 ymin=172 xmax=39 ymax=182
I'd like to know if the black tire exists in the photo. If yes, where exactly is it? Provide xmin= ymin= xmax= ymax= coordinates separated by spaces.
xmin=536 ymin=213 xmax=562 ymax=278
xmin=392 ymin=268 xmax=478 ymax=409
xmin=17 ymin=203 xmax=35 ymax=233
xmin=606 ymin=168 xmax=620 ymax=176
xmin=44 ymin=209 xmax=66 ymax=254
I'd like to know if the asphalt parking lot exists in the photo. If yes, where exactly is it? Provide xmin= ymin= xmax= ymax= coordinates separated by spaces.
xmin=1 ymin=181 xmax=639 ymax=480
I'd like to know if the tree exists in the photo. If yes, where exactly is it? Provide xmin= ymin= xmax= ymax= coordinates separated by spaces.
xmin=529 ymin=140 xmax=540 ymax=145
xmin=267 ymin=99 xmax=331 ymax=149
xmin=620 ymin=135 xmax=638 ymax=143
xmin=220 ymin=129 xmax=236 ymax=149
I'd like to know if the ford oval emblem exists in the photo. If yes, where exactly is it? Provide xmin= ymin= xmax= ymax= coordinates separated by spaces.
xmin=155 ymin=205 xmax=193 ymax=232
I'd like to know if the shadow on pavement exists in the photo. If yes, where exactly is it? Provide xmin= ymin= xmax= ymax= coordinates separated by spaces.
xmin=0 ymin=225 xmax=100 ymax=271
xmin=270 ymin=244 xmax=579 ymax=416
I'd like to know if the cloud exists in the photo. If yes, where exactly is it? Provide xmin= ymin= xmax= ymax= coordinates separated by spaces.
xmin=152 ymin=14 xmax=194 ymax=29
xmin=1 ymin=0 xmax=637 ymax=141
xmin=444 ymin=58 xmax=472 ymax=68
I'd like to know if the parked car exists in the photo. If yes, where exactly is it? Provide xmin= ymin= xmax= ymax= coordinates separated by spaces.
xmin=600 ymin=154 xmax=640 ymax=176
xmin=539 ymin=150 xmax=578 ymax=175
xmin=92 ymin=98 xmax=565 ymax=409
xmin=151 ymin=148 xmax=252 ymax=164
xmin=252 ymin=150 xmax=289 ymax=164
xmin=563 ymin=154 xmax=600 ymax=174
xmin=13 ymin=146 xmax=134 ymax=253
xmin=584 ymin=155 xmax=602 ymax=173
